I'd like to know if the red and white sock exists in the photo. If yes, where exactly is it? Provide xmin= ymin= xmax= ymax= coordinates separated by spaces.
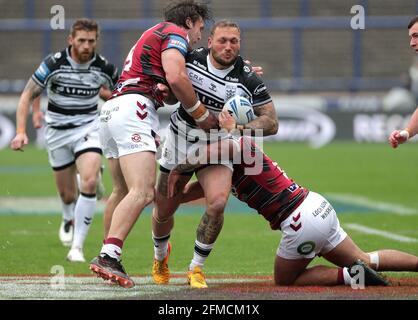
xmin=337 ymin=267 xmax=352 ymax=285
xmin=100 ymin=237 xmax=124 ymax=261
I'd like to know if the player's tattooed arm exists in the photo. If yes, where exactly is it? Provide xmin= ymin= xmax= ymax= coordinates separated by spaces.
xmin=12 ymin=78 xmax=44 ymax=149
xmin=17 ymin=79 xmax=43 ymax=129
xmin=196 ymin=212 xmax=224 ymax=244
xmin=23 ymin=78 xmax=44 ymax=101
xmin=244 ymin=102 xmax=278 ymax=136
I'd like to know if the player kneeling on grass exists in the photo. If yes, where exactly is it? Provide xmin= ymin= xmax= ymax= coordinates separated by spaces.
xmin=167 ymin=110 xmax=418 ymax=287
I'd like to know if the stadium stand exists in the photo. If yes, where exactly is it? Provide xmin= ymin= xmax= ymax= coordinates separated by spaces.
xmin=0 ymin=0 xmax=417 ymax=93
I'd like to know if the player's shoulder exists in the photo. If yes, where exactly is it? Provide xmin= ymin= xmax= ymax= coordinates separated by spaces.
xmin=236 ymin=57 xmax=259 ymax=80
xmin=43 ymin=48 xmax=67 ymax=69
xmin=236 ymin=57 xmax=269 ymax=96
xmin=187 ymin=47 xmax=208 ymax=64
xmin=92 ymin=53 xmax=116 ymax=71
xmin=158 ymin=21 xmax=188 ymax=38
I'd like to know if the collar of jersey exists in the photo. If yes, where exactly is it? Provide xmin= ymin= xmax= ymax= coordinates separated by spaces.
xmin=206 ymin=55 xmax=235 ymax=78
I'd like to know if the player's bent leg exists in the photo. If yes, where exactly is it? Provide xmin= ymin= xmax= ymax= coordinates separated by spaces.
xmin=196 ymin=165 xmax=231 ymax=218
xmin=186 ymin=165 xmax=232 ymax=288
xmin=54 ymin=165 xmax=78 ymax=247
xmin=323 ymin=236 xmax=369 ymax=267
xmin=274 ymin=256 xmax=313 ymax=286
xmin=323 ymin=236 xmax=390 ymax=286
xmin=91 ymin=152 xmax=156 ymax=288
xmin=67 ymin=152 xmax=102 ymax=262
xmin=366 ymin=249 xmax=418 ymax=272
xmin=103 ymin=158 xmax=128 ymax=239
xmin=76 ymin=152 xmax=102 ymax=194
xmin=54 ymin=164 xmax=78 ymax=204
xmin=152 ymin=171 xmax=191 ymax=285
xmin=153 ymin=171 xmax=191 ymax=238
xmin=107 ymin=151 xmax=156 ymax=240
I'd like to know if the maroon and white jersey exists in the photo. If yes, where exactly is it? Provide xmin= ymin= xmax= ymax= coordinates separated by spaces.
xmin=111 ymin=22 xmax=190 ymax=108
xmin=232 ymin=137 xmax=309 ymax=230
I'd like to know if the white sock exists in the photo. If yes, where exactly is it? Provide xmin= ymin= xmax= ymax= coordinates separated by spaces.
xmin=71 ymin=193 xmax=96 ymax=249
xmin=100 ymin=244 xmax=122 ymax=261
xmin=369 ymin=252 xmax=380 ymax=270
xmin=152 ymin=232 xmax=170 ymax=261
xmin=61 ymin=200 xmax=75 ymax=221
xmin=189 ymin=240 xmax=214 ymax=271
xmin=343 ymin=267 xmax=352 ymax=285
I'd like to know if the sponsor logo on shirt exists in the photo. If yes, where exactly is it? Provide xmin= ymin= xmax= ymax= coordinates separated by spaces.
xmin=254 ymin=83 xmax=267 ymax=95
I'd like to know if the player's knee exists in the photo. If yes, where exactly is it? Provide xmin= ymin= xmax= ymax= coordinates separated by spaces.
xmin=153 ymin=212 xmax=172 ymax=224
xmin=130 ymin=188 xmax=155 ymax=207
xmin=206 ymin=197 xmax=228 ymax=215
xmin=79 ymin=175 xmax=98 ymax=193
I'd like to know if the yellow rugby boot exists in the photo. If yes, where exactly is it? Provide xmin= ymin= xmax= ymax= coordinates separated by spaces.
xmin=152 ymin=242 xmax=171 ymax=284
xmin=187 ymin=266 xmax=208 ymax=289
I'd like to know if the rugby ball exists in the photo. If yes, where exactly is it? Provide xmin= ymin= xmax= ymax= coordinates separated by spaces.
xmin=224 ymin=96 xmax=255 ymax=125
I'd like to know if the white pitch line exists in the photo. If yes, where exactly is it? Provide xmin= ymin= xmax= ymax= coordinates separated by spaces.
xmin=0 ymin=276 xmax=266 ymax=300
xmin=0 ymin=197 xmax=106 ymax=215
xmin=326 ymin=193 xmax=418 ymax=215
xmin=344 ymin=223 xmax=418 ymax=243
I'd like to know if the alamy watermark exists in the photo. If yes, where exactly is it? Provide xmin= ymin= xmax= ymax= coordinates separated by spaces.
xmin=161 ymin=122 xmax=265 ymax=176
xmin=50 ymin=265 xmax=66 ymax=290
xmin=351 ymin=5 xmax=365 ymax=30
xmin=350 ymin=264 xmax=366 ymax=289
xmin=50 ymin=5 xmax=65 ymax=30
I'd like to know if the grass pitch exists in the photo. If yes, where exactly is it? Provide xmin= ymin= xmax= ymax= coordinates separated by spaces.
xmin=0 ymin=142 xmax=417 ymax=299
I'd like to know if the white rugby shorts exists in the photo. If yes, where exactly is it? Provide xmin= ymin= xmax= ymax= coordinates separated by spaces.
xmin=44 ymin=118 xmax=101 ymax=170
xmin=99 ymin=94 xmax=160 ymax=159
xmin=277 ymin=191 xmax=347 ymax=260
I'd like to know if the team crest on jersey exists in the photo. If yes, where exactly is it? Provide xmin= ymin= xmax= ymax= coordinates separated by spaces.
xmin=131 ymin=133 xmax=141 ymax=143
xmin=225 ymin=84 xmax=237 ymax=100
xmin=297 ymin=241 xmax=315 ymax=255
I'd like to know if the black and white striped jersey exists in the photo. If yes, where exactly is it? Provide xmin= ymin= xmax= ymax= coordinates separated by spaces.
xmin=32 ymin=47 xmax=118 ymax=128
xmin=170 ymin=47 xmax=272 ymax=139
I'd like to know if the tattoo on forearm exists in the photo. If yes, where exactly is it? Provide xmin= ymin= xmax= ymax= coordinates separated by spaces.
xmin=24 ymin=79 xmax=43 ymax=100
xmin=196 ymin=212 xmax=224 ymax=244
xmin=248 ymin=103 xmax=278 ymax=136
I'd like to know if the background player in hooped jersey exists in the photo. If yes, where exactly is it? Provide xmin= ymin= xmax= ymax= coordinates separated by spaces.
xmin=152 ymin=20 xmax=278 ymax=288
xmin=10 ymin=19 xmax=118 ymax=263
xmin=168 ymin=110 xmax=418 ymax=287
xmin=89 ymin=0 xmax=216 ymax=288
